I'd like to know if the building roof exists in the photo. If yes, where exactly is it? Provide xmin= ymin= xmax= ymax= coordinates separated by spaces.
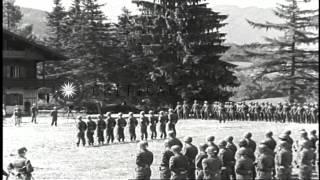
xmin=3 ymin=29 xmax=68 ymax=61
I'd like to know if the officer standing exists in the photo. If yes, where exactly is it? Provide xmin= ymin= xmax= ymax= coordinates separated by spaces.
xmin=97 ymin=114 xmax=106 ymax=145
xmin=167 ymin=131 xmax=183 ymax=148
xmin=128 ymin=112 xmax=138 ymax=142
xmin=169 ymin=145 xmax=189 ymax=180
xmin=297 ymin=141 xmax=315 ymax=180
xmin=244 ymin=132 xmax=257 ymax=153
xmin=7 ymin=147 xmax=34 ymax=180
xmin=182 ymin=100 xmax=190 ymax=119
xmin=105 ymin=112 xmax=116 ymax=144
xmin=116 ymin=113 xmax=127 ymax=143
xmin=225 ymin=136 xmax=237 ymax=180
xmin=168 ymin=109 xmax=178 ymax=136
xmin=218 ymin=140 xmax=235 ymax=180
xmin=50 ymin=106 xmax=58 ymax=126
xmin=195 ymin=143 xmax=208 ymax=180
xmin=255 ymin=144 xmax=275 ymax=180
xmin=135 ymin=141 xmax=154 ymax=180
xmin=183 ymin=136 xmax=198 ymax=180
xmin=175 ymin=102 xmax=183 ymax=120
xmin=160 ymin=140 xmax=174 ymax=180
xmin=202 ymin=146 xmax=222 ymax=180
xmin=30 ymin=103 xmax=38 ymax=124
xmin=140 ymin=111 xmax=149 ymax=140
xmin=149 ymin=110 xmax=158 ymax=139
xmin=86 ymin=116 xmax=97 ymax=146
xmin=159 ymin=111 xmax=168 ymax=139
xmin=235 ymin=148 xmax=254 ymax=180
xmin=76 ymin=116 xmax=87 ymax=147
xmin=275 ymin=141 xmax=293 ymax=180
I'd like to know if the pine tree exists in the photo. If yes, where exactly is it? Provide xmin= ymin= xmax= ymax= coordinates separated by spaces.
xmin=245 ymin=0 xmax=319 ymax=103
xmin=127 ymin=0 xmax=239 ymax=106
xmin=2 ymin=0 xmax=23 ymax=31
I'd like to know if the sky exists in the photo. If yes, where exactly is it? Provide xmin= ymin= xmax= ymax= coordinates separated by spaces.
xmin=15 ymin=0 xmax=319 ymax=22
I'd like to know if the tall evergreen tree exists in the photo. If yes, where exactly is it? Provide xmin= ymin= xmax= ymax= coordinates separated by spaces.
xmin=244 ymin=0 xmax=319 ymax=103
xmin=2 ymin=0 xmax=22 ymax=31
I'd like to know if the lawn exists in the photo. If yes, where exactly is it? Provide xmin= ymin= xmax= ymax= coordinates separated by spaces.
xmin=2 ymin=116 xmax=319 ymax=180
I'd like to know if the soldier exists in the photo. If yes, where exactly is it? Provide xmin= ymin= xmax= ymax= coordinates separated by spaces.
xmin=262 ymin=131 xmax=277 ymax=152
xmin=169 ymin=145 xmax=189 ymax=180
xmin=135 ymin=141 xmax=154 ymax=180
xmin=201 ymin=101 xmax=210 ymax=120
xmin=297 ymin=140 xmax=315 ymax=180
xmin=297 ymin=103 xmax=305 ymax=123
xmin=283 ymin=103 xmax=291 ymax=123
xmin=207 ymin=136 xmax=219 ymax=153
xmin=76 ymin=116 xmax=87 ymax=147
xmin=255 ymin=144 xmax=275 ymax=180
xmin=116 ymin=113 xmax=127 ymax=143
xmin=218 ymin=140 xmax=235 ymax=180
xmin=183 ymin=136 xmax=198 ymax=180
xmin=218 ymin=102 xmax=226 ymax=123
xmin=202 ymin=146 xmax=222 ymax=180
xmin=225 ymin=136 xmax=237 ymax=180
xmin=278 ymin=132 xmax=293 ymax=152
xmin=97 ymin=114 xmax=106 ymax=145
xmin=297 ymin=130 xmax=311 ymax=152
xmin=309 ymin=130 xmax=318 ymax=150
xmin=175 ymin=102 xmax=183 ymax=120
xmin=140 ymin=111 xmax=149 ymax=140
xmin=253 ymin=102 xmax=261 ymax=121
xmin=275 ymin=102 xmax=283 ymax=122
xmin=30 ymin=103 xmax=38 ymax=124
xmin=128 ymin=112 xmax=138 ymax=142
xmin=242 ymin=102 xmax=249 ymax=121
xmin=159 ymin=111 xmax=168 ymax=139
xmin=290 ymin=103 xmax=298 ymax=123
xmin=236 ymin=139 xmax=256 ymax=179
xmin=86 ymin=116 xmax=97 ymax=146
xmin=50 ymin=106 xmax=58 ymax=126
xmin=195 ymin=143 xmax=208 ymax=180
xmin=303 ymin=103 xmax=310 ymax=123
xmin=310 ymin=104 xmax=317 ymax=123
xmin=13 ymin=105 xmax=22 ymax=126
xmin=244 ymin=132 xmax=257 ymax=153
xmin=191 ymin=100 xmax=201 ymax=119
xmin=7 ymin=147 xmax=34 ymax=180
xmin=149 ymin=110 xmax=158 ymax=139
xmin=167 ymin=131 xmax=183 ymax=148
xmin=261 ymin=102 xmax=267 ymax=121
xmin=248 ymin=102 xmax=255 ymax=121
xmin=235 ymin=148 xmax=254 ymax=180
xmin=168 ymin=109 xmax=178 ymax=136
xmin=275 ymin=141 xmax=293 ymax=180
xmin=160 ymin=140 xmax=174 ymax=180
xmin=105 ymin=112 xmax=116 ymax=144
xmin=268 ymin=103 xmax=276 ymax=122
xmin=229 ymin=102 xmax=236 ymax=121
xmin=182 ymin=100 xmax=190 ymax=119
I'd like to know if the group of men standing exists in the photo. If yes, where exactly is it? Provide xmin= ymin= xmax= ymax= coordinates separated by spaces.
xmin=75 ymin=109 xmax=179 ymax=147
xmin=175 ymin=100 xmax=319 ymax=123
xmin=135 ymin=129 xmax=319 ymax=180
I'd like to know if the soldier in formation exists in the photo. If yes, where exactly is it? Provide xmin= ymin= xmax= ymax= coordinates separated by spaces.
xmin=76 ymin=116 xmax=87 ymax=147
xmin=7 ymin=147 xmax=34 ymax=180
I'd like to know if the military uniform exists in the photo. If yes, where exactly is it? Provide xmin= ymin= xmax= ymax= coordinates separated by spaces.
xmin=76 ymin=118 xmax=87 ymax=146
xmin=235 ymin=150 xmax=254 ymax=180
xmin=168 ymin=111 xmax=178 ymax=136
xmin=191 ymin=100 xmax=201 ymax=119
xmin=30 ymin=104 xmax=38 ymax=123
xmin=283 ymin=103 xmax=291 ymax=123
xmin=195 ymin=149 xmax=208 ymax=180
xmin=226 ymin=137 xmax=237 ymax=180
xmin=8 ymin=148 xmax=34 ymax=180
xmin=116 ymin=116 xmax=127 ymax=142
xmin=136 ymin=148 xmax=154 ymax=180
xmin=218 ymin=145 xmax=235 ymax=180
xmin=97 ymin=117 xmax=107 ymax=144
xmin=297 ymin=143 xmax=315 ymax=180
xmin=167 ymin=137 xmax=183 ymax=149
xmin=106 ymin=116 xmax=116 ymax=143
xmin=140 ymin=115 xmax=149 ymax=140
xmin=169 ymin=152 xmax=189 ymax=180
xmin=160 ymin=148 xmax=174 ymax=180
xmin=50 ymin=108 xmax=58 ymax=126
xmin=175 ymin=102 xmax=183 ymax=120
xmin=275 ymin=142 xmax=292 ymax=180
xmin=183 ymin=142 xmax=198 ymax=179
xmin=218 ymin=103 xmax=226 ymax=123
xmin=182 ymin=101 xmax=190 ymax=119
xmin=255 ymin=145 xmax=275 ymax=180
xmin=149 ymin=114 xmax=158 ymax=139
xmin=201 ymin=101 xmax=210 ymax=120
xmin=128 ymin=115 xmax=138 ymax=141
xmin=86 ymin=118 xmax=97 ymax=145
xmin=202 ymin=155 xmax=222 ymax=180
xmin=159 ymin=113 xmax=168 ymax=139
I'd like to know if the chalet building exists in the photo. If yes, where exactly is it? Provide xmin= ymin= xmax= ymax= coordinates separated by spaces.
xmin=2 ymin=29 xmax=67 ymax=114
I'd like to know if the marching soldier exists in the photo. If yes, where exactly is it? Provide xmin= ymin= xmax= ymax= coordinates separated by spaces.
xmin=244 ymin=132 xmax=257 ymax=153
xmin=248 ymin=102 xmax=255 ymax=121
xmin=297 ymin=103 xmax=305 ymax=123
xmin=242 ymin=102 xmax=249 ymax=121
xmin=183 ymin=136 xmax=198 ymax=180
xmin=310 ymin=104 xmax=317 ymax=123
xmin=253 ymin=102 xmax=261 ymax=121
xmin=30 ymin=103 xmax=38 ymax=124
xmin=116 ymin=113 xmax=127 ymax=143
xmin=278 ymin=131 xmax=294 ymax=152
xmin=263 ymin=131 xmax=277 ymax=152
xmin=218 ymin=140 xmax=235 ymax=180
xmin=159 ymin=111 xmax=168 ymax=139
xmin=76 ymin=116 xmax=87 ymax=147
xmin=255 ymin=144 xmax=275 ymax=180
xmin=275 ymin=141 xmax=293 ymax=180
xmin=236 ymin=139 xmax=256 ymax=179
xmin=195 ymin=143 xmax=208 ymax=180
xmin=297 ymin=140 xmax=315 ymax=180
xmin=50 ymin=106 xmax=58 ymax=126
xmin=135 ymin=141 xmax=154 ymax=180
xmin=202 ymin=146 xmax=222 ymax=180
xmin=149 ymin=110 xmax=158 ymax=139
xmin=140 ymin=111 xmax=149 ymax=140
xmin=191 ymin=100 xmax=201 ymax=119
xmin=201 ymin=101 xmax=210 ymax=120
xmin=267 ymin=103 xmax=276 ymax=122
xmin=128 ymin=112 xmax=138 ymax=142
xmin=7 ymin=147 xmax=34 ymax=180
xmin=207 ymin=136 xmax=219 ymax=153
xmin=218 ymin=102 xmax=226 ymax=123
xmin=169 ymin=145 xmax=189 ymax=180
xmin=160 ymin=140 xmax=174 ymax=180
xmin=105 ymin=112 xmax=116 ymax=144
xmin=276 ymin=102 xmax=283 ymax=122
xmin=235 ymin=148 xmax=254 ymax=180
xmin=175 ymin=102 xmax=183 ymax=120
xmin=182 ymin=100 xmax=190 ymax=119
xmin=290 ymin=103 xmax=298 ymax=123
xmin=86 ymin=116 xmax=97 ymax=146
xmin=229 ymin=102 xmax=236 ymax=121
xmin=168 ymin=109 xmax=178 ymax=136
xmin=97 ymin=114 xmax=106 ymax=145
xmin=283 ymin=103 xmax=291 ymax=123
xmin=226 ymin=136 xmax=237 ymax=180
xmin=167 ymin=131 xmax=183 ymax=148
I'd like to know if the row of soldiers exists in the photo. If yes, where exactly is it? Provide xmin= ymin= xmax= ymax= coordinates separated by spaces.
xmin=75 ymin=109 xmax=179 ymax=146
xmin=135 ymin=129 xmax=319 ymax=180
xmin=175 ymin=100 xmax=319 ymax=123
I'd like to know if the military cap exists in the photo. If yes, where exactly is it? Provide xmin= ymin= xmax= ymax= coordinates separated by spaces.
xmin=226 ymin=136 xmax=233 ymax=142
xmin=149 ymin=110 xmax=154 ymax=114
xmin=168 ymin=131 xmax=175 ymax=137
xmin=284 ymin=130 xmax=291 ymax=135
xmin=244 ymin=132 xmax=252 ymax=138
xmin=219 ymin=140 xmax=227 ymax=147
xmin=199 ymin=143 xmax=208 ymax=151
xmin=206 ymin=146 xmax=218 ymax=155
xmin=258 ymin=144 xmax=269 ymax=154
xmin=139 ymin=141 xmax=148 ymax=148
xmin=18 ymin=147 xmax=27 ymax=154
xmin=237 ymin=148 xmax=248 ymax=156
xmin=278 ymin=133 xmax=289 ymax=140
xmin=300 ymin=130 xmax=307 ymax=137
xmin=77 ymin=115 xmax=82 ymax=120
xmin=265 ymin=131 xmax=273 ymax=137
xmin=239 ymin=139 xmax=247 ymax=147
xmin=183 ymin=136 xmax=192 ymax=143
xmin=260 ymin=139 xmax=269 ymax=145
xmin=207 ymin=136 xmax=215 ymax=142
xmin=279 ymin=141 xmax=290 ymax=149
xmin=171 ymin=145 xmax=182 ymax=153
xmin=311 ymin=130 xmax=317 ymax=135
xmin=140 ymin=111 xmax=145 ymax=115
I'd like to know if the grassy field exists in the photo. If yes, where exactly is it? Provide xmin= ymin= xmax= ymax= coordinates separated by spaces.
xmin=2 ymin=116 xmax=319 ymax=180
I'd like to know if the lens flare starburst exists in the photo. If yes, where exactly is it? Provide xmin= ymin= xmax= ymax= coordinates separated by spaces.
xmin=60 ymin=81 xmax=76 ymax=99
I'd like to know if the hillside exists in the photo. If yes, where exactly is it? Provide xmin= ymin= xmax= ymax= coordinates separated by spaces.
xmin=20 ymin=7 xmax=48 ymax=39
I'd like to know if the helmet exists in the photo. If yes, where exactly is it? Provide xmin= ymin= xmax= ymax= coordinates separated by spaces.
xmin=244 ymin=132 xmax=252 ymax=139
xmin=206 ymin=146 xmax=218 ymax=155
xmin=171 ymin=145 xmax=182 ymax=153
xmin=239 ymin=139 xmax=248 ymax=147
xmin=139 ymin=141 xmax=148 ymax=149
xmin=183 ymin=136 xmax=192 ymax=143
xmin=207 ymin=136 xmax=215 ymax=142
xmin=265 ymin=131 xmax=273 ymax=137
xmin=226 ymin=136 xmax=233 ymax=142
xmin=218 ymin=140 xmax=227 ymax=147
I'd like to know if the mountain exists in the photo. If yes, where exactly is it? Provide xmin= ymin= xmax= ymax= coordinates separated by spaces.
xmin=19 ymin=5 xmax=307 ymax=44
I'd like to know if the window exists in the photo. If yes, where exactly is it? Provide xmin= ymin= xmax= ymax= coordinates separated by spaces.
xmin=3 ymin=65 xmax=26 ymax=79
xmin=5 ymin=93 xmax=23 ymax=106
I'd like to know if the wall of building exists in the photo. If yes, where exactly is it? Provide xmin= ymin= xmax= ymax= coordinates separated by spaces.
xmin=3 ymin=88 xmax=38 ymax=114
